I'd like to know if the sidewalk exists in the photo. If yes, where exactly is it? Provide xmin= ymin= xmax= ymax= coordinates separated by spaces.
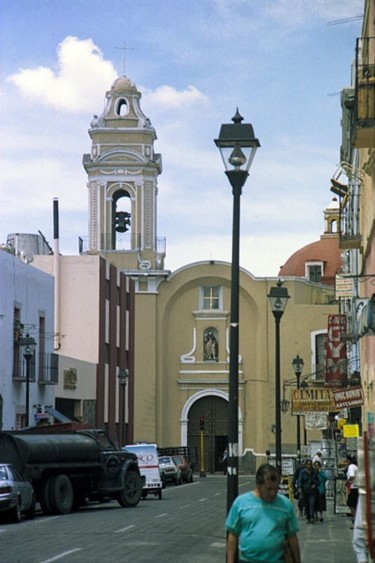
xmin=297 ymin=500 xmax=357 ymax=563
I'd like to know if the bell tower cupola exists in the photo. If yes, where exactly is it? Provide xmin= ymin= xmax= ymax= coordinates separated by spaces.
xmin=83 ymin=76 xmax=166 ymax=274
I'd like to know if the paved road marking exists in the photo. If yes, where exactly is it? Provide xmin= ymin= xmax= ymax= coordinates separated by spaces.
xmin=39 ymin=548 xmax=82 ymax=563
xmin=115 ymin=524 xmax=136 ymax=533
xmin=154 ymin=513 xmax=167 ymax=518
xmin=199 ymin=497 xmax=208 ymax=502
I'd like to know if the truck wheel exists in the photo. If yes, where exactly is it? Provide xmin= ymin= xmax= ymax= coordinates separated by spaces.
xmin=158 ymin=489 xmax=162 ymax=500
xmin=10 ymin=498 xmax=21 ymax=523
xmin=49 ymin=474 xmax=74 ymax=514
xmin=105 ymin=455 xmax=121 ymax=478
xmin=117 ymin=471 xmax=142 ymax=508
xmin=39 ymin=477 xmax=54 ymax=515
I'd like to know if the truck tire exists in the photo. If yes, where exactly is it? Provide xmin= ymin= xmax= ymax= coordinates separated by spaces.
xmin=117 ymin=470 xmax=142 ymax=508
xmin=49 ymin=474 xmax=74 ymax=515
xmin=105 ymin=455 xmax=121 ymax=478
xmin=39 ymin=477 xmax=54 ymax=515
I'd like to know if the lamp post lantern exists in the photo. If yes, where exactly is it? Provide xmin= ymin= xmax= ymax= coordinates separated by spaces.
xmin=117 ymin=369 xmax=129 ymax=446
xmin=215 ymin=109 xmax=260 ymax=514
xmin=292 ymin=355 xmax=304 ymax=462
xmin=268 ymin=280 xmax=289 ymax=475
xmin=19 ymin=334 xmax=36 ymax=427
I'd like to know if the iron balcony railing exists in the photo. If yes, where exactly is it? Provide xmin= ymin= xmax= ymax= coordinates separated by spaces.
xmin=13 ymin=353 xmax=58 ymax=385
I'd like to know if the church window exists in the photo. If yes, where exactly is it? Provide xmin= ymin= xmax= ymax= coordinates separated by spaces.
xmin=116 ymin=98 xmax=129 ymax=117
xmin=305 ymin=262 xmax=323 ymax=283
xmin=311 ymin=331 xmax=326 ymax=381
xmin=201 ymin=286 xmax=221 ymax=310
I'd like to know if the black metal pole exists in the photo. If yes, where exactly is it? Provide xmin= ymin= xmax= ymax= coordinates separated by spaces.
xmin=274 ymin=312 xmax=282 ymax=474
xmin=225 ymin=170 xmax=248 ymax=515
xmin=296 ymin=373 xmax=301 ymax=462
xmin=122 ymin=382 xmax=127 ymax=446
xmin=25 ymin=355 xmax=30 ymax=427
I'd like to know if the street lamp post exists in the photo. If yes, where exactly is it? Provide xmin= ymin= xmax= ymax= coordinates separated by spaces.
xmin=268 ymin=280 xmax=289 ymax=475
xmin=117 ymin=369 xmax=129 ymax=446
xmin=292 ymin=355 xmax=304 ymax=462
xmin=19 ymin=334 xmax=36 ymax=427
xmin=215 ymin=109 xmax=260 ymax=514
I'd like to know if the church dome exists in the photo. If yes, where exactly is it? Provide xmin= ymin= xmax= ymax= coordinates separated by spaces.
xmin=278 ymin=198 xmax=342 ymax=286
xmin=278 ymin=238 xmax=341 ymax=285
xmin=111 ymin=76 xmax=137 ymax=92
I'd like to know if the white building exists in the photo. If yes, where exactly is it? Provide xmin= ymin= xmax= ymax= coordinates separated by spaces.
xmin=0 ymin=249 xmax=55 ymax=429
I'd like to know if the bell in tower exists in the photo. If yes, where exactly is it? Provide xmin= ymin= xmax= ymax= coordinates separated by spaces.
xmin=82 ymin=76 xmax=165 ymax=273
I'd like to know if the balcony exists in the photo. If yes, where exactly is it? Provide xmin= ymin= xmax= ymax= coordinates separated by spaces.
xmin=353 ymin=36 xmax=375 ymax=148
xmin=13 ymin=353 xmax=58 ymax=385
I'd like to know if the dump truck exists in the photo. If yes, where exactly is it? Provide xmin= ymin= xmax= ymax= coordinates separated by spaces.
xmin=0 ymin=427 xmax=143 ymax=516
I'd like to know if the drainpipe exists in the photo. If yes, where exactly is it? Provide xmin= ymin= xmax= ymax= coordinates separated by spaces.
xmin=53 ymin=198 xmax=61 ymax=350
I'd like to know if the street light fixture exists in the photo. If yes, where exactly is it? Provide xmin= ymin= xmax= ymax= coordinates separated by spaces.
xmin=215 ymin=109 xmax=260 ymax=514
xmin=268 ymin=280 xmax=289 ymax=475
xmin=19 ymin=334 xmax=36 ymax=427
xmin=292 ymin=355 xmax=304 ymax=462
xmin=117 ymin=368 xmax=129 ymax=446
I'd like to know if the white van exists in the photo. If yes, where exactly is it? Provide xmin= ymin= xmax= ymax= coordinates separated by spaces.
xmin=124 ymin=444 xmax=163 ymax=499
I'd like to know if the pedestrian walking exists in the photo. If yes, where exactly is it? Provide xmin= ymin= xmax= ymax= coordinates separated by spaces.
xmin=346 ymin=455 xmax=359 ymax=523
xmin=313 ymin=460 xmax=328 ymax=522
xmin=222 ymin=447 xmax=228 ymax=475
xmin=292 ymin=460 xmax=305 ymax=517
xmin=312 ymin=450 xmax=323 ymax=464
xmin=298 ymin=459 xmax=319 ymax=523
xmin=226 ymin=463 xmax=301 ymax=563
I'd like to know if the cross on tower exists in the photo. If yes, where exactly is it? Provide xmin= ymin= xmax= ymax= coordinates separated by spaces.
xmin=116 ymin=43 xmax=135 ymax=75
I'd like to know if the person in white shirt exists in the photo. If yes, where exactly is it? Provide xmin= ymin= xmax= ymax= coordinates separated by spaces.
xmin=312 ymin=450 xmax=323 ymax=464
xmin=346 ymin=455 xmax=359 ymax=520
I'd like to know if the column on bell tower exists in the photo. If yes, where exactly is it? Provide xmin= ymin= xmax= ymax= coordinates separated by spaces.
xmin=83 ymin=76 xmax=164 ymax=272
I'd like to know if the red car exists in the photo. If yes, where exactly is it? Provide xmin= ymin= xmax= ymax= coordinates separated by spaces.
xmin=172 ymin=455 xmax=194 ymax=483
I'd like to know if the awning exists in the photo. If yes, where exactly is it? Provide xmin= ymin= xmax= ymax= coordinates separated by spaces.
xmin=45 ymin=406 xmax=71 ymax=423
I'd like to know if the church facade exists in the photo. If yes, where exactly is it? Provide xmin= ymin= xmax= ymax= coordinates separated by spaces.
xmin=81 ymin=75 xmax=340 ymax=470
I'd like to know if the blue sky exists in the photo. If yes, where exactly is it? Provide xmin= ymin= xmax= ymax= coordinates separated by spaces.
xmin=0 ymin=0 xmax=363 ymax=276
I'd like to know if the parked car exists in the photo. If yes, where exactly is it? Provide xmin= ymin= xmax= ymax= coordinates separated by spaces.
xmin=159 ymin=456 xmax=181 ymax=486
xmin=0 ymin=464 xmax=35 ymax=523
xmin=172 ymin=454 xmax=193 ymax=483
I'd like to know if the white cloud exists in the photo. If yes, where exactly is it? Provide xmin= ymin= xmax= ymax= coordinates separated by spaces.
xmin=8 ymin=36 xmax=117 ymax=113
xmin=142 ymin=84 xmax=208 ymax=109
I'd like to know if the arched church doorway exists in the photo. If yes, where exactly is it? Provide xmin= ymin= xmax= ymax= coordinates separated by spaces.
xmin=188 ymin=395 xmax=228 ymax=473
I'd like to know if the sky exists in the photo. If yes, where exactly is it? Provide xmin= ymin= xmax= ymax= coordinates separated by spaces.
xmin=0 ymin=0 xmax=364 ymax=277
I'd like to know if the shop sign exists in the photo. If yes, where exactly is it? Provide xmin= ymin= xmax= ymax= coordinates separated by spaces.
xmin=304 ymin=412 xmax=328 ymax=430
xmin=292 ymin=388 xmax=336 ymax=413
xmin=325 ymin=314 xmax=347 ymax=387
xmin=333 ymin=386 xmax=364 ymax=409
xmin=343 ymin=424 xmax=360 ymax=438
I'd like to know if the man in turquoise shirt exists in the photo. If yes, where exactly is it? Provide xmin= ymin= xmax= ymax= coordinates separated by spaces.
xmin=226 ymin=463 xmax=300 ymax=563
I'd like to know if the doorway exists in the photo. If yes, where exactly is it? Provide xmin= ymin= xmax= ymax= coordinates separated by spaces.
xmin=187 ymin=395 xmax=228 ymax=473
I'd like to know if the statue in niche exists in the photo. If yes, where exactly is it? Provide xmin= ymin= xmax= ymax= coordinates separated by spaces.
xmin=204 ymin=329 xmax=218 ymax=361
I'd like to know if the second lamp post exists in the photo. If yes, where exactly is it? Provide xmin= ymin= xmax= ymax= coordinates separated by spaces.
xmin=215 ymin=109 xmax=260 ymax=513
xmin=268 ymin=280 xmax=289 ymax=474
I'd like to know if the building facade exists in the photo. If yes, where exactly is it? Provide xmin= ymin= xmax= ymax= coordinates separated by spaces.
xmin=0 ymin=249 xmax=56 ymax=430
xmin=82 ymin=76 xmax=340 ymax=470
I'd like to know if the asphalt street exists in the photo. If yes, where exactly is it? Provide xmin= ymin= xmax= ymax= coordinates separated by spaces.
xmin=0 ymin=474 xmax=359 ymax=563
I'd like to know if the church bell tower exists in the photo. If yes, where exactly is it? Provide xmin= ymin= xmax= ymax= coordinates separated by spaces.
xmin=83 ymin=76 xmax=166 ymax=278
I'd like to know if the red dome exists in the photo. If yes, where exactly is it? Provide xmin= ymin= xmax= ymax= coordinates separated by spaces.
xmin=278 ymin=237 xmax=341 ymax=286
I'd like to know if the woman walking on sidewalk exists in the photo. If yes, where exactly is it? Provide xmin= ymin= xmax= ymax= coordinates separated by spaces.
xmin=298 ymin=459 xmax=319 ymax=523
xmin=313 ymin=460 xmax=328 ymax=522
